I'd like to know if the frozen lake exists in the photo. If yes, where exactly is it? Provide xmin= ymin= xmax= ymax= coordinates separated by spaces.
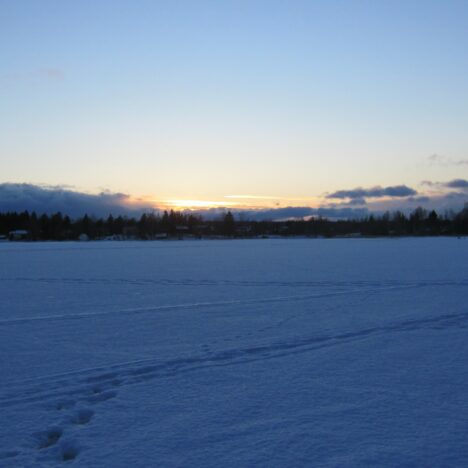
xmin=1 ymin=238 xmax=467 ymax=466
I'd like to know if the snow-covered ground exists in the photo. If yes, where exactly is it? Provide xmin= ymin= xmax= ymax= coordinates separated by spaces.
xmin=1 ymin=238 xmax=467 ymax=467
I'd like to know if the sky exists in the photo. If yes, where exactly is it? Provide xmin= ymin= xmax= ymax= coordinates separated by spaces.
xmin=1 ymin=0 xmax=468 ymax=217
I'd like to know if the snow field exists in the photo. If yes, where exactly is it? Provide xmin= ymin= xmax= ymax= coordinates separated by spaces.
xmin=0 ymin=238 xmax=467 ymax=466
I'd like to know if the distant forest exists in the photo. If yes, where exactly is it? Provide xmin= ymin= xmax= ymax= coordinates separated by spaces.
xmin=1 ymin=205 xmax=468 ymax=241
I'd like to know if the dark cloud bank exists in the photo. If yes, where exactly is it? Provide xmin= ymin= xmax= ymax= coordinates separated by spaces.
xmin=0 ymin=183 xmax=150 ymax=218
xmin=445 ymin=179 xmax=468 ymax=189
xmin=422 ymin=179 xmax=468 ymax=189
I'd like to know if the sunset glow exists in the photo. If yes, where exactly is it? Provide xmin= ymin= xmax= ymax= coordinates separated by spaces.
xmin=162 ymin=199 xmax=240 ymax=210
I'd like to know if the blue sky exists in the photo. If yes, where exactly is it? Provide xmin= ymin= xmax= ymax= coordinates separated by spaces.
xmin=1 ymin=0 xmax=467 ymax=214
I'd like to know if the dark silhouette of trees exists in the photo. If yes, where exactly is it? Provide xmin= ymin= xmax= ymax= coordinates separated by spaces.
xmin=454 ymin=203 xmax=468 ymax=234
xmin=223 ymin=211 xmax=235 ymax=237
xmin=1 ymin=205 xmax=468 ymax=241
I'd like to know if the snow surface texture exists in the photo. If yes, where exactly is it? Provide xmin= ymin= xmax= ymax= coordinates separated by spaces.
xmin=0 ymin=238 xmax=467 ymax=467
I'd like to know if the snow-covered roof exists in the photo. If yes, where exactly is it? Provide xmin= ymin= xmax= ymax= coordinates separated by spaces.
xmin=9 ymin=230 xmax=29 ymax=235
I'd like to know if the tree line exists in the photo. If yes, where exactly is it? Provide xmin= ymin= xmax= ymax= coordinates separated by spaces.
xmin=1 ymin=206 xmax=468 ymax=241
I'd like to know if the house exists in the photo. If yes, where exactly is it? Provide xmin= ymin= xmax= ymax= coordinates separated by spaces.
xmin=175 ymin=225 xmax=189 ymax=239
xmin=236 ymin=225 xmax=252 ymax=236
xmin=122 ymin=226 xmax=139 ymax=239
xmin=8 ymin=230 xmax=29 ymax=241
xmin=193 ymin=224 xmax=213 ymax=236
xmin=342 ymin=232 xmax=362 ymax=238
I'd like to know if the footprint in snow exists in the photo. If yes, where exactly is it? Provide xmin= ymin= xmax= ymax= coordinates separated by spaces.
xmin=0 ymin=450 xmax=19 ymax=459
xmin=71 ymin=408 xmax=94 ymax=425
xmin=111 ymin=378 xmax=122 ymax=387
xmin=86 ymin=390 xmax=117 ymax=404
xmin=59 ymin=440 xmax=80 ymax=462
xmin=35 ymin=427 xmax=63 ymax=449
xmin=55 ymin=399 xmax=76 ymax=411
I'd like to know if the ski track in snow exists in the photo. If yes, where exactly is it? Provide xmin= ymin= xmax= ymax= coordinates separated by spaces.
xmin=1 ymin=276 xmax=468 ymax=288
xmin=2 ymin=307 xmax=468 ymax=408
xmin=1 ymin=281 xmax=466 ymax=326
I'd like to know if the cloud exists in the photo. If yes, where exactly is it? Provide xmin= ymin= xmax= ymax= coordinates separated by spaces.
xmin=238 ymin=207 xmax=316 ymax=221
xmin=427 ymin=154 xmax=468 ymax=166
xmin=323 ymin=198 xmax=367 ymax=208
xmin=444 ymin=179 xmax=468 ymax=189
xmin=368 ymin=191 xmax=467 ymax=214
xmin=40 ymin=68 xmax=65 ymax=80
xmin=1 ymin=68 xmax=65 ymax=84
xmin=327 ymin=185 xmax=417 ymax=200
xmin=314 ymin=207 xmax=369 ymax=219
xmin=0 ymin=183 xmax=154 ymax=218
xmin=341 ymin=180 xmax=468 ymax=213
xmin=407 ymin=196 xmax=431 ymax=203
xmin=421 ymin=179 xmax=468 ymax=190
xmin=420 ymin=180 xmax=436 ymax=187
xmin=233 ymin=206 xmax=369 ymax=221
xmin=181 ymin=206 xmax=370 ymax=221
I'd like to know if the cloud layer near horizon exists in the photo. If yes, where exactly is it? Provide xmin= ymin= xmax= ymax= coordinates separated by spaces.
xmin=0 ymin=181 xmax=466 ymax=221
